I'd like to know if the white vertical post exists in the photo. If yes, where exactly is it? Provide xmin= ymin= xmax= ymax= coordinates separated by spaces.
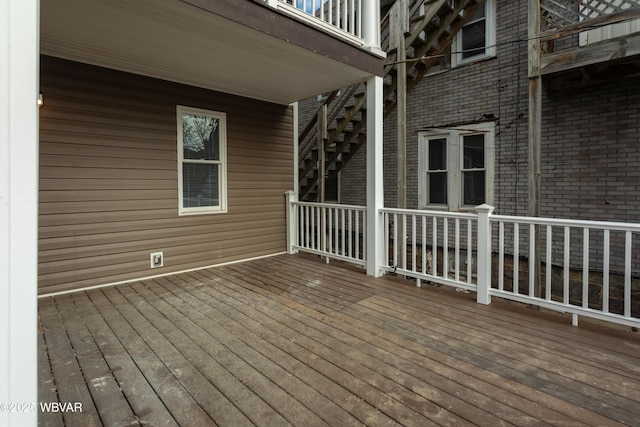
xmin=476 ymin=204 xmax=495 ymax=305
xmin=361 ymin=0 xmax=383 ymax=54
xmin=285 ymin=191 xmax=298 ymax=254
xmin=366 ymin=75 xmax=384 ymax=277
xmin=0 ymin=0 xmax=39 ymax=425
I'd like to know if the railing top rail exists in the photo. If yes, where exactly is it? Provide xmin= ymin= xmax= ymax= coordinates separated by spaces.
xmin=491 ymin=213 xmax=640 ymax=232
xmin=380 ymin=207 xmax=477 ymax=220
xmin=292 ymin=200 xmax=367 ymax=211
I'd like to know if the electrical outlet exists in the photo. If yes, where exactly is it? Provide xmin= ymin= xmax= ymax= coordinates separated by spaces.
xmin=150 ymin=252 xmax=163 ymax=268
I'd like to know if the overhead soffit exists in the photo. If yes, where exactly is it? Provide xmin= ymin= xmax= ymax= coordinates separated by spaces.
xmin=40 ymin=0 xmax=375 ymax=105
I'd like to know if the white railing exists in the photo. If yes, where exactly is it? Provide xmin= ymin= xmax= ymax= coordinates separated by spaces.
xmin=380 ymin=208 xmax=479 ymax=293
xmin=289 ymin=198 xmax=367 ymax=266
xmin=285 ymin=195 xmax=640 ymax=328
xmin=490 ymin=214 xmax=640 ymax=328
xmin=266 ymin=0 xmax=365 ymax=44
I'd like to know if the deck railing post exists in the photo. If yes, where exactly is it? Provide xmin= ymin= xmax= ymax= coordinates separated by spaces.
xmin=366 ymin=75 xmax=384 ymax=277
xmin=476 ymin=204 xmax=495 ymax=305
xmin=285 ymin=191 xmax=298 ymax=254
xmin=361 ymin=0 xmax=384 ymax=54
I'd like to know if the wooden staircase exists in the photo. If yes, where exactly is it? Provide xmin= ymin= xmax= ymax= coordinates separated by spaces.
xmin=298 ymin=0 xmax=485 ymax=201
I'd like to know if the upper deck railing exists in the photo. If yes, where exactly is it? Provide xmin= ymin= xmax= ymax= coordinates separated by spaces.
xmin=264 ymin=0 xmax=380 ymax=47
xmin=541 ymin=0 xmax=640 ymax=32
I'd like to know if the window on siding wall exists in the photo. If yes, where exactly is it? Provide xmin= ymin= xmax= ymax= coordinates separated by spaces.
xmin=418 ymin=122 xmax=494 ymax=211
xmin=177 ymin=106 xmax=227 ymax=215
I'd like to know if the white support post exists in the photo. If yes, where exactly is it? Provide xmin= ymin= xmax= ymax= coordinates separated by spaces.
xmin=285 ymin=191 xmax=298 ymax=254
xmin=476 ymin=204 xmax=495 ymax=305
xmin=366 ymin=75 xmax=384 ymax=277
xmin=361 ymin=0 xmax=384 ymax=55
xmin=0 ymin=0 xmax=39 ymax=425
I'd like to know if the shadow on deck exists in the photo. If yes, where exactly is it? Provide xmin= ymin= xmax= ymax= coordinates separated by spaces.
xmin=38 ymin=253 xmax=640 ymax=426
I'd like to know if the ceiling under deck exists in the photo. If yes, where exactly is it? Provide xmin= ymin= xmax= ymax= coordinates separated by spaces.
xmin=40 ymin=0 xmax=382 ymax=105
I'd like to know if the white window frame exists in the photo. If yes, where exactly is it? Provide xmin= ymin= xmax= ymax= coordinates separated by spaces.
xmin=177 ymin=105 xmax=228 ymax=216
xmin=418 ymin=122 xmax=495 ymax=211
xmin=452 ymin=0 xmax=496 ymax=67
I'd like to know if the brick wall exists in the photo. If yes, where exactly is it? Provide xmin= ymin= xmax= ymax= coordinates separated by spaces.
xmin=334 ymin=0 xmax=640 ymax=226
xmin=299 ymin=0 xmax=640 ymax=227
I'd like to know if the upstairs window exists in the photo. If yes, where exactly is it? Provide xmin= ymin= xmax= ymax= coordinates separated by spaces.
xmin=177 ymin=106 xmax=227 ymax=215
xmin=452 ymin=0 xmax=496 ymax=66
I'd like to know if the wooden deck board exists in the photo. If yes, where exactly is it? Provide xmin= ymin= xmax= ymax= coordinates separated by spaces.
xmin=38 ymin=253 xmax=640 ymax=426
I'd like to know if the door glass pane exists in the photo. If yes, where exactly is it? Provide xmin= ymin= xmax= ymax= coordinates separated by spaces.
xmin=428 ymin=172 xmax=447 ymax=205
xmin=463 ymin=134 xmax=485 ymax=168
xmin=182 ymin=113 xmax=220 ymax=161
xmin=428 ymin=138 xmax=447 ymax=170
xmin=463 ymin=170 xmax=485 ymax=205
xmin=182 ymin=163 xmax=219 ymax=208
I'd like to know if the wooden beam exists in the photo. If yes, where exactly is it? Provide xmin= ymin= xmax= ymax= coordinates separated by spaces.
xmin=391 ymin=0 xmax=409 ymax=209
xmin=541 ymin=31 xmax=640 ymax=75
xmin=529 ymin=0 xmax=542 ymax=298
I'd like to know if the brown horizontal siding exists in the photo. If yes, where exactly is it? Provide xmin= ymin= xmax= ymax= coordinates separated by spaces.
xmin=39 ymin=56 xmax=294 ymax=294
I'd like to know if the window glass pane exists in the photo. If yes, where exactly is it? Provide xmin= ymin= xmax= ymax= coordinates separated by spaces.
xmin=462 ymin=19 xmax=486 ymax=59
xmin=428 ymin=172 xmax=447 ymax=205
xmin=463 ymin=170 xmax=485 ymax=205
xmin=182 ymin=163 xmax=219 ymax=208
xmin=463 ymin=134 xmax=485 ymax=169
xmin=182 ymin=113 xmax=220 ymax=161
xmin=466 ymin=3 xmax=485 ymax=21
xmin=428 ymin=138 xmax=447 ymax=170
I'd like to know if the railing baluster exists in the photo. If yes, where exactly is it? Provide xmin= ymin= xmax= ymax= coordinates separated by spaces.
xmin=529 ymin=223 xmax=535 ymax=298
xmin=328 ymin=207 xmax=333 ymax=254
xmin=401 ymin=214 xmax=407 ymax=270
xmin=443 ymin=218 xmax=449 ymax=279
xmin=412 ymin=215 xmax=417 ymax=273
xmin=354 ymin=211 xmax=360 ymax=259
xmin=335 ymin=208 xmax=340 ymax=255
xmin=467 ymin=219 xmax=472 ymax=284
xmin=355 ymin=0 xmax=362 ymax=38
xmin=625 ymin=231 xmax=632 ymax=318
xmin=499 ymin=221 xmax=504 ymax=291
xmin=352 ymin=0 xmax=357 ymax=35
xmin=311 ymin=206 xmax=316 ymax=249
xmin=362 ymin=212 xmax=366 ymax=260
xmin=321 ymin=205 xmax=326 ymax=255
xmin=393 ymin=213 xmax=398 ymax=268
xmin=348 ymin=209 xmax=353 ymax=258
xmin=564 ymin=226 xmax=570 ymax=305
xmin=341 ymin=208 xmax=346 ymax=256
xmin=455 ymin=218 xmax=460 ymax=282
xmin=307 ymin=205 xmax=312 ymax=249
xmin=583 ymin=228 xmax=590 ymax=309
xmin=603 ymin=229 xmax=610 ymax=313
xmin=328 ymin=0 xmax=333 ymax=27
xmin=422 ymin=216 xmax=427 ymax=274
xmin=546 ymin=225 xmax=552 ymax=301
xmin=514 ymin=223 xmax=519 ymax=295
xmin=384 ymin=212 xmax=389 ymax=266
xmin=432 ymin=217 xmax=438 ymax=277
xmin=342 ymin=0 xmax=347 ymax=31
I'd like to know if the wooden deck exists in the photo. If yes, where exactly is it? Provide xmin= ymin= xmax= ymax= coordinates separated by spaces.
xmin=38 ymin=253 xmax=640 ymax=426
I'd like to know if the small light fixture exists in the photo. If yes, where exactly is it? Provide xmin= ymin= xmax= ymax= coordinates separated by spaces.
xmin=37 ymin=93 xmax=44 ymax=107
